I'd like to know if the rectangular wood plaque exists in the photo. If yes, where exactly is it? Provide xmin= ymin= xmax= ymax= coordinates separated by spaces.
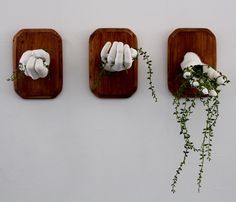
xmin=89 ymin=28 xmax=138 ymax=98
xmin=13 ymin=29 xmax=63 ymax=99
xmin=168 ymin=28 xmax=216 ymax=97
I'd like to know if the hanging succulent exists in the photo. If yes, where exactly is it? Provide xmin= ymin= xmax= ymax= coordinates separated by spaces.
xmin=94 ymin=41 xmax=158 ymax=102
xmin=171 ymin=52 xmax=230 ymax=193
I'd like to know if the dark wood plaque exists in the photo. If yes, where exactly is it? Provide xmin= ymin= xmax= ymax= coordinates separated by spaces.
xmin=168 ymin=28 xmax=216 ymax=97
xmin=13 ymin=29 xmax=63 ymax=99
xmin=89 ymin=28 xmax=138 ymax=98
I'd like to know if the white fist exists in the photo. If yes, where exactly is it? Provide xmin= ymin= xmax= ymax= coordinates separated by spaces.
xmin=19 ymin=49 xmax=50 ymax=80
xmin=100 ymin=41 xmax=138 ymax=72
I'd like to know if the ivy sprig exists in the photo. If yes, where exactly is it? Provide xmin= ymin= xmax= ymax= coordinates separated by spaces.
xmin=7 ymin=65 xmax=25 ymax=81
xmin=197 ymin=96 xmax=220 ymax=192
xmin=138 ymin=48 xmax=158 ymax=102
xmin=171 ymin=66 xmax=229 ymax=193
xmin=171 ymin=96 xmax=198 ymax=193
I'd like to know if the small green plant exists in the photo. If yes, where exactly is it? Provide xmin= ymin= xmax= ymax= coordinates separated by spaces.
xmin=137 ymin=48 xmax=157 ymax=102
xmin=171 ymin=55 xmax=229 ymax=193
xmin=7 ymin=70 xmax=24 ymax=81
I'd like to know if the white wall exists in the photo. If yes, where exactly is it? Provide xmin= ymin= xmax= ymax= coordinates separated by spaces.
xmin=0 ymin=0 xmax=235 ymax=201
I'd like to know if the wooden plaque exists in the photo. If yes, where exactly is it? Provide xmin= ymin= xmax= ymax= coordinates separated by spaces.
xmin=89 ymin=28 xmax=138 ymax=98
xmin=13 ymin=29 xmax=63 ymax=99
xmin=168 ymin=28 xmax=216 ymax=97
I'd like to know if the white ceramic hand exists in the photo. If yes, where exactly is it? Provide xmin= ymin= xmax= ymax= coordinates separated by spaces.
xmin=100 ymin=41 xmax=138 ymax=72
xmin=19 ymin=49 xmax=50 ymax=80
xmin=180 ymin=52 xmax=228 ymax=96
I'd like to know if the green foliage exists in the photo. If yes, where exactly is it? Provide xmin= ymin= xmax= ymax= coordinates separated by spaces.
xmin=197 ymin=96 xmax=220 ymax=192
xmin=7 ymin=71 xmax=17 ymax=81
xmin=171 ymin=96 xmax=198 ymax=193
xmin=92 ymin=67 xmax=109 ymax=91
xmin=138 ymin=48 xmax=158 ymax=102
xmin=7 ymin=69 xmax=24 ymax=81
xmin=171 ymin=66 xmax=229 ymax=193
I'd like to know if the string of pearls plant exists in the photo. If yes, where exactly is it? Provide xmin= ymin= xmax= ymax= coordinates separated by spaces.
xmin=171 ymin=52 xmax=230 ymax=193
xmin=96 ymin=41 xmax=158 ymax=102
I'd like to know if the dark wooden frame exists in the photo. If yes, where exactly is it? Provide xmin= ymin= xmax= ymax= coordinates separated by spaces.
xmin=168 ymin=28 xmax=216 ymax=97
xmin=89 ymin=28 xmax=138 ymax=98
xmin=13 ymin=29 xmax=63 ymax=99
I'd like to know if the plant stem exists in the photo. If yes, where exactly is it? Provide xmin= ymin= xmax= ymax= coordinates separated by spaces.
xmin=138 ymin=48 xmax=158 ymax=102
xmin=171 ymin=147 xmax=190 ymax=193
xmin=197 ymin=96 xmax=220 ymax=192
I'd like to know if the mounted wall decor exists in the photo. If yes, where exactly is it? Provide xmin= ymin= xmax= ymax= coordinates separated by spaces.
xmin=89 ymin=28 xmax=158 ymax=101
xmin=12 ymin=29 xmax=63 ymax=99
xmin=89 ymin=28 xmax=138 ymax=98
xmin=168 ymin=28 xmax=216 ymax=97
xmin=168 ymin=28 xmax=230 ymax=193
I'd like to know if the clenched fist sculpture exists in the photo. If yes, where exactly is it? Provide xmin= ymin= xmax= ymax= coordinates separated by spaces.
xmin=18 ymin=49 xmax=50 ymax=80
xmin=100 ymin=41 xmax=138 ymax=72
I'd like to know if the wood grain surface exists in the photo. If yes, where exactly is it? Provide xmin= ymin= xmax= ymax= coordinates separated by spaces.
xmin=89 ymin=28 xmax=138 ymax=98
xmin=13 ymin=29 xmax=63 ymax=99
xmin=168 ymin=28 xmax=216 ymax=97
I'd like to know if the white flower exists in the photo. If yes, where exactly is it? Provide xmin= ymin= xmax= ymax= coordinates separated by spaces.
xmin=209 ymin=90 xmax=217 ymax=97
xmin=202 ymin=88 xmax=209 ymax=95
xmin=192 ymin=81 xmax=199 ymax=87
xmin=183 ymin=71 xmax=191 ymax=79
xmin=199 ymin=79 xmax=204 ymax=84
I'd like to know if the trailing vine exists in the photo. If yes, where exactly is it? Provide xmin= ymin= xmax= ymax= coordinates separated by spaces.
xmin=171 ymin=96 xmax=197 ymax=193
xmin=138 ymin=48 xmax=158 ymax=102
xmin=197 ymin=96 xmax=220 ymax=192
xmin=171 ymin=53 xmax=229 ymax=193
